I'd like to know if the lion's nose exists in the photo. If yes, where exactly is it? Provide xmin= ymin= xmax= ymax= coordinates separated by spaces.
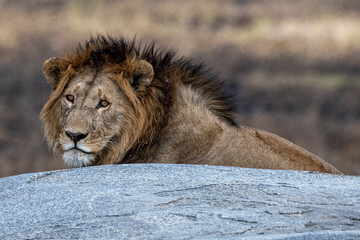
xmin=65 ymin=131 xmax=88 ymax=142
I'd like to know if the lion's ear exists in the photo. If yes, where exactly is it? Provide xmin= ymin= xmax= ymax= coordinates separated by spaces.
xmin=131 ymin=60 xmax=154 ymax=90
xmin=43 ymin=57 xmax=70 ymax=90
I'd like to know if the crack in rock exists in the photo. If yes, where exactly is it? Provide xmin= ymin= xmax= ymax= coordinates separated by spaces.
xmin=218 ymin=214 xmax=258 ymax=224
xmin=154 ymin=184 xmax=219 ymax=195
xmin=279 ymin=210 xmax=313 ymax=216
xmin=172 ymin=213 xmax=197 ymax=221
xmin=102 ymin=212 xmax=135 ymax=218
xmin=155 ymin=197 xmax=187 ymax=206
xmin=26 ymin=172 xmax=54 ymax=184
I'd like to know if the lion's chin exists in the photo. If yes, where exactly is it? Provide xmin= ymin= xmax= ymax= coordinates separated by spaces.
xmin=62 ymin=149 xmax=96 ymax=167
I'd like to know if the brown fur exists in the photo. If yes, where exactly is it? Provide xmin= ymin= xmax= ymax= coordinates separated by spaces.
xmin=41 ymin=35 xmax=341 ymax=174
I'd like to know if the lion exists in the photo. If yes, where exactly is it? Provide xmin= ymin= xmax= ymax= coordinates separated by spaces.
xmin=41 ymin=35 xmax=341 ymax=174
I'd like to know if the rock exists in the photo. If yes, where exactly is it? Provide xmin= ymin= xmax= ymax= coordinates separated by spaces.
xmin=0 ymin=164 xmax=359 ymax=239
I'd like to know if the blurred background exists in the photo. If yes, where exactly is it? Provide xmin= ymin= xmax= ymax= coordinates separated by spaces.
xmin=1 ymin=0 xmax=360 ymax=177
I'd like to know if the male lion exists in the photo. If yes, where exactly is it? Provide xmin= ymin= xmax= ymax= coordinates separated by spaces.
xmin=41 ymin=35 xmax=341 ymax=174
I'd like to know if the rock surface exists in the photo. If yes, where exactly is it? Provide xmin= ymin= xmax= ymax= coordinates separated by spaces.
xmin=0 ymin=164 xmax=359 ymax=239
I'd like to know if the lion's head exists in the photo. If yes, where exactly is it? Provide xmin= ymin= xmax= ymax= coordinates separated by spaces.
xmin=41 ymin=36 xmax=237 ymax=168
xmin=41 ymin=36 xmax=172 ymax=167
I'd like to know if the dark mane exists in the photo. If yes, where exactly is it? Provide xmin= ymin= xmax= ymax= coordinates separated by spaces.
xmin=64 ymin=35 xmax=237 ymax=126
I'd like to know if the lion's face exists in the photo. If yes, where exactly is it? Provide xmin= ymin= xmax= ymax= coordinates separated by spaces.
xmin=58 ymin=70 xmax=127 ymax=167
xmin=42 ymin=49 xmax=157 ymax=167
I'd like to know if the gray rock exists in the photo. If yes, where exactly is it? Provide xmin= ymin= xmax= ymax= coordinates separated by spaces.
xmin=0 ymin=164 xmax=359 ymax=239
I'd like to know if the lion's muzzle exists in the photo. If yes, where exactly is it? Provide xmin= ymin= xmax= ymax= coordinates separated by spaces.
xmin=61 ymin=130 xmax=96 ymax=167
xmin=62 ymin=130 xmax=93 ymax=154
xmin=65 ymin=131 xmax=88 ymax=142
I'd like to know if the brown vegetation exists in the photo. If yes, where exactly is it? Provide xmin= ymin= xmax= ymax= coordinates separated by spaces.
xmin=1 ymin=0 xmax=360 ymax=177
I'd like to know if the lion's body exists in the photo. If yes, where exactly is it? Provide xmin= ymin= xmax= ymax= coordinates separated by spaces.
xmin=148 ymin=85 xmax=339 ymax=173
xmin=41 ymin=35 xmax=341 ymax=174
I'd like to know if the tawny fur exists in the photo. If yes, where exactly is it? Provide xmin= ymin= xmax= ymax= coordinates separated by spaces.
xmin=41 ymin=35 xmax=341 ymax=174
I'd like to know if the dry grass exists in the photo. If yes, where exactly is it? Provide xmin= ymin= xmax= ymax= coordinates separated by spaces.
xmin=1 ymin=0 xmax=360 ymax=176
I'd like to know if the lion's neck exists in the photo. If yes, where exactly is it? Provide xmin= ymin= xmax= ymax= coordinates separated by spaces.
xmin=153 ymin=85 xmax=225 ymax=163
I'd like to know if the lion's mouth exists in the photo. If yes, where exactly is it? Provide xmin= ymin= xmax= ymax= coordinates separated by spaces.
xmin=62 ymin=141 xmax=96 ymax=155
xmin=60 ymin=137 xmax=108 ymax=167
xmin=62 ymin=148 xmax=96 ymax=168
xmin=68 ymin=147 xmax=94 ymax=155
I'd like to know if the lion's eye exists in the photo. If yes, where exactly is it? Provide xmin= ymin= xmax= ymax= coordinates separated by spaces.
xmin=97 ymin=99 xmax=110 ymax=109
xmin=65 ymin=95 xmax=74 ymax=103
